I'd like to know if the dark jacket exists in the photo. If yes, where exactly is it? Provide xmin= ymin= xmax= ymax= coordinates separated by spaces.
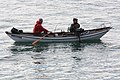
xmin=70 ymin=23 xmax=80 ymax=32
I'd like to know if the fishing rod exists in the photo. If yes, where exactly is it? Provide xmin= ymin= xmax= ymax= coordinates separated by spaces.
xmin=54 ymin=25 xmax=57 ymax=33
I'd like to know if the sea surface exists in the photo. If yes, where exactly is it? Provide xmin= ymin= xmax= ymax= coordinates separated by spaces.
xmin=0 ymin=0 xmax=120 ymax=80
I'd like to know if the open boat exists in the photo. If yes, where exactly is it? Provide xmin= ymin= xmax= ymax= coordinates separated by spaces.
xmin=5 ymin=27 xmax=112 ymax=42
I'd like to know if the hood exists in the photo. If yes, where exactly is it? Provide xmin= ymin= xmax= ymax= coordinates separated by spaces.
xmin=36 ymin=21 xmax=41 ymax=24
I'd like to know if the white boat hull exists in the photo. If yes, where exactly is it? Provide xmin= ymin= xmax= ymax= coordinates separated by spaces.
xmin=5 ymin=27 xmax=112 ymax=43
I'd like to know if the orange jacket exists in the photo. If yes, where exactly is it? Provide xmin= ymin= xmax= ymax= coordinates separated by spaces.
xmin=33 ymin=21 xmax=48 ymax=34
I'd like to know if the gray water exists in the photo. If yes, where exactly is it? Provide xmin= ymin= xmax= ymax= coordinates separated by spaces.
xmin=0 ymin=0 xmax=120 ymax=80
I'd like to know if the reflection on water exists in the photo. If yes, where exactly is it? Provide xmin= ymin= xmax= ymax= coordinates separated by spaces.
xmin=10 ymin=42 xmax=33 ymax=54
xmin=10 ymin=41 xmax=104 ymax=62
xmin=10 ymin=40 xmax=103 ymax=53
xmin=10 ymin=41 xmax=103 ymax=61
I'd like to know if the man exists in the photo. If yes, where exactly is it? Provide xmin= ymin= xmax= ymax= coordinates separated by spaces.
xmin=70 ymin=18 xmax=80 ymax=32
xmin=33 ymin=18 xmax=49 ymax=34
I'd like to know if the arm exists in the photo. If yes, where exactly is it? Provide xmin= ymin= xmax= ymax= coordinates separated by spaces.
xmin=77 ymin=23 xmax=80 ymax=28
xmin=43 ymin=27 xmax=49 ymax=33
xmin=41 ymin=26 xmax=49 ymax=33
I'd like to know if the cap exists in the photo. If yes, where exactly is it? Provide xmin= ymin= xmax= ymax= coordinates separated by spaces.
xmin=39 ymin=18 xmax=43 ymax=23
xmin=73 ymin=18 xmax=78 ymax=21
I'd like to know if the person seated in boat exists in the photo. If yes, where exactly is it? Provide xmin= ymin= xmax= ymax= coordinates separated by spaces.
xmin=33 ymin=18 xmax=50 ymax=34
xmin=70 ymin=18 xmax=80 ymax=32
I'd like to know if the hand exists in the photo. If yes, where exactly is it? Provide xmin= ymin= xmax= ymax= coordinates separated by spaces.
xmin=47 ymin=31 xmax=52 ymax=34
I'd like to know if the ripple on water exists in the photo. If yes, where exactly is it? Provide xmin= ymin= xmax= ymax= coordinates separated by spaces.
xmin=0 ymin=0 xmax=120 ymax=80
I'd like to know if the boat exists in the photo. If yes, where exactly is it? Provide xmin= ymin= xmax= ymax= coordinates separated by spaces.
xmin=5 ymin=27 xmax=112 ymax=43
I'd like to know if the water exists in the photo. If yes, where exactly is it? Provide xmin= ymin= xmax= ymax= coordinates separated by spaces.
xmin=0 ymin=0 xmax=120 ymax=80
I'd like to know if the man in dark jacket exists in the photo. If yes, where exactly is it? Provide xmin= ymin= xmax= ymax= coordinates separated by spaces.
xmin=70 ymin=18 xmax=80 ymax=32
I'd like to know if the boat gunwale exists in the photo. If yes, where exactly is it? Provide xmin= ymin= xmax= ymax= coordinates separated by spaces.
xmin=5 ymin=27 xmax=112 ymax=42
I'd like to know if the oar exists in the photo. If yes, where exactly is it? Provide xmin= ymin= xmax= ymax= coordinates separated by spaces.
xmin=76 ymin=29 xmax=81 ymax=42
xmin=78 ymin=32 xmax=81 ymax=42
xmin=32 ymin=32 xmax=51 ymax=46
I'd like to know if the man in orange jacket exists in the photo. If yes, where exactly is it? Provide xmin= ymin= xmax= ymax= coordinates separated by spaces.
xmin=33 ymin=18 xmax=49 ymax=34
